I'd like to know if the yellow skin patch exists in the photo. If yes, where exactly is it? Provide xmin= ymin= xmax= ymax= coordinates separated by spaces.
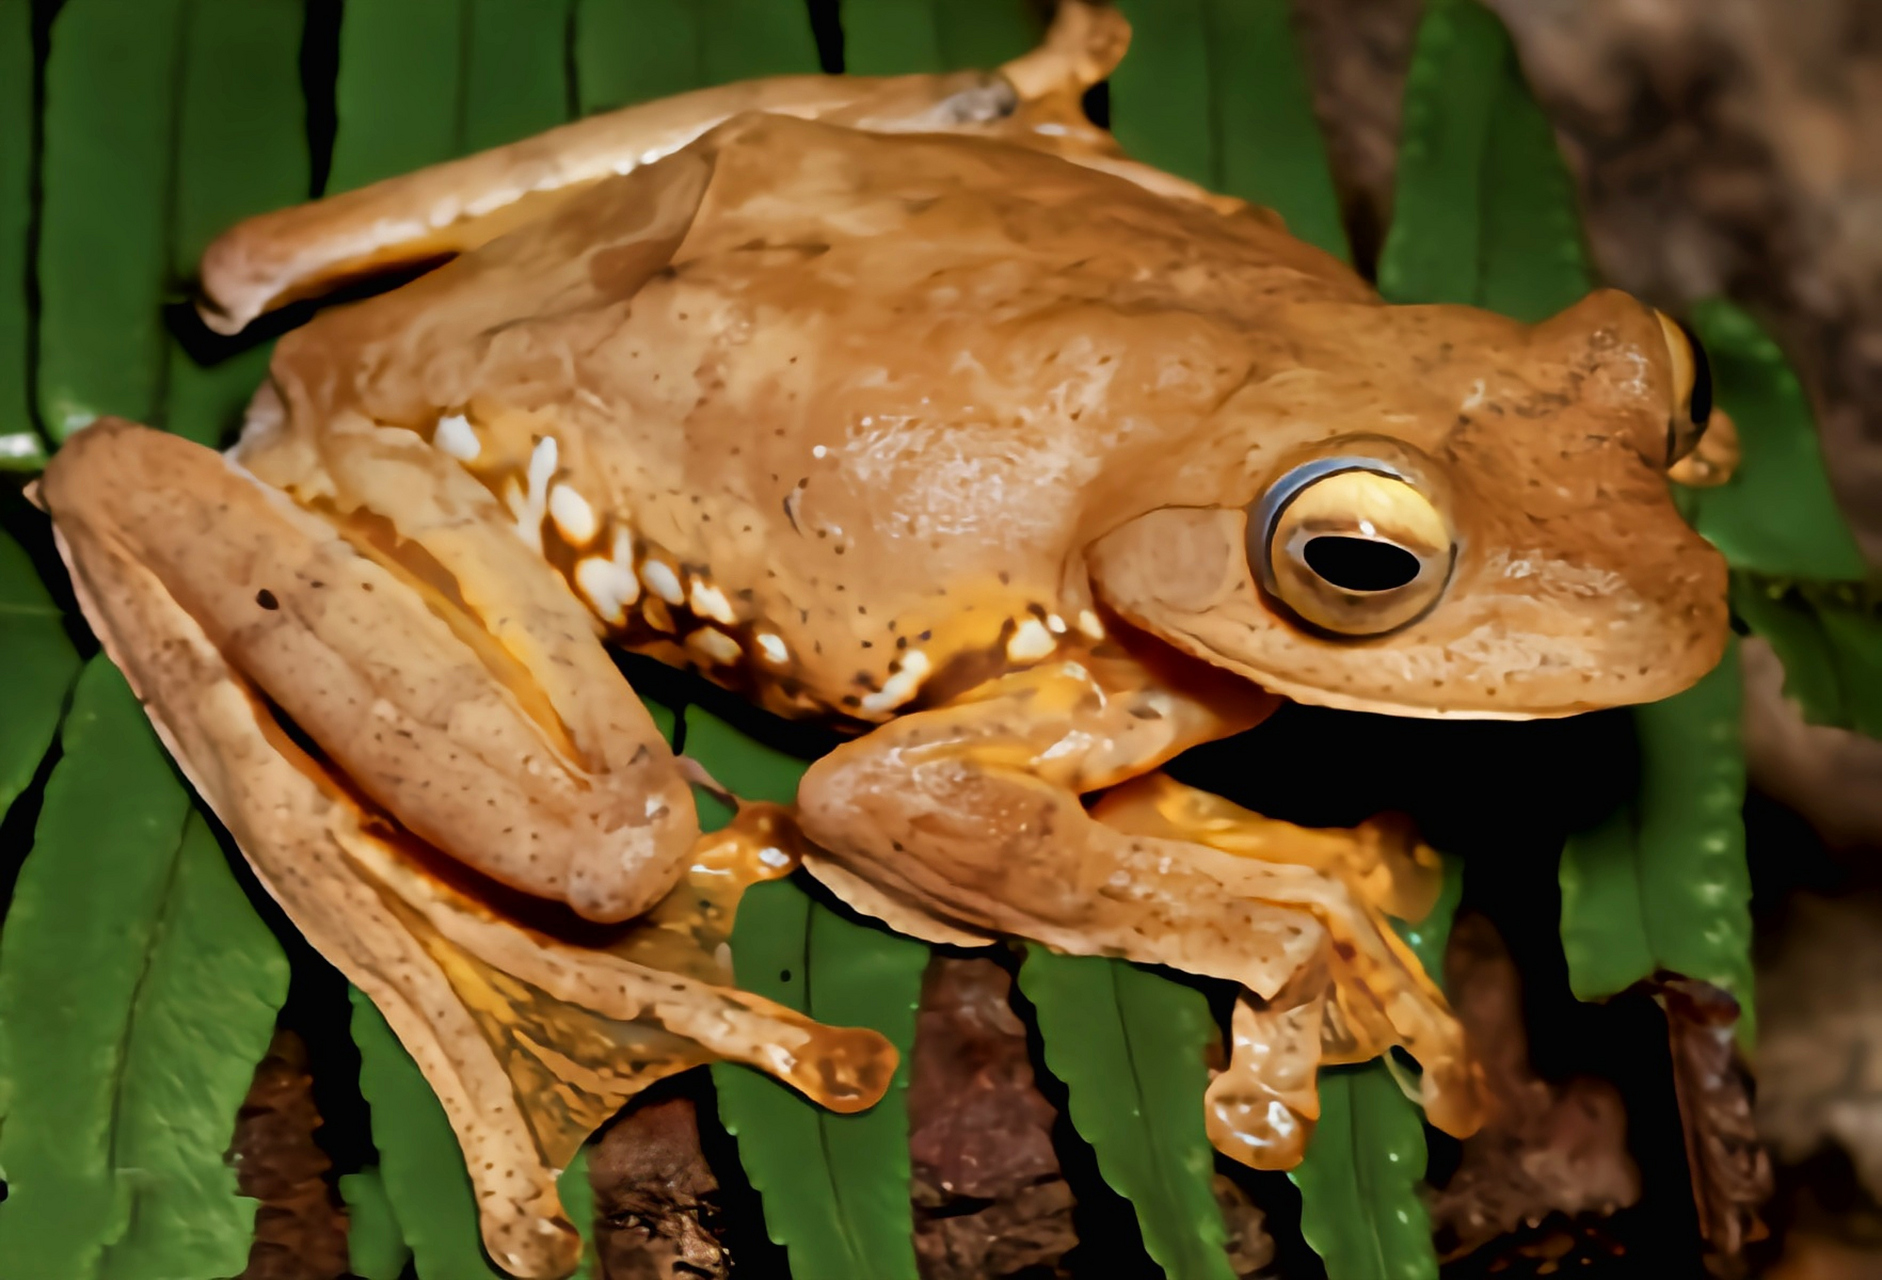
xmin=36 ymin=3 xmax=1731 ymax=1275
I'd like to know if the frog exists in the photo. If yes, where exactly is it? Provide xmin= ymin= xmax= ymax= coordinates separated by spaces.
xmin=33 ymin=4 xmax=1733 ymax=1276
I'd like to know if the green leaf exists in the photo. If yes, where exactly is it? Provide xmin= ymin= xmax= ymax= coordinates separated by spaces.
xmin=574 ymin=0 xmax=823 ymax=116
xmin=328 ymin=0 xmax=576 ymax=195
xmin=35 ymin=0 xmax=187 ymax=439
xmin=339 ymin=1167 xmax=413 ymax=1280
xmin=1295 ymin=862 xmax=1454 ymax=1280
xmin=681 ymin=704 xmax=804 ymax=831
xmin=0 ymin=528 xmax=80 ymax=822
xmin=1678 ymin=300 xmax=1868 ymax=581
xmin=0 ymin=658 xmax=289 ymax=1279
xmin=558 ymin=1145 xmax=600 ymax=1280
xmin=838 ymin=0 xmax=1042 ymax=75
xmin=1560 ymin=641 xmax=1755 ymax=1041
xmin=95 ymin=812 xmax=291 ymax=1280
xmin=1731 ymin=576 xmax=1847 ymax=729
xmin=711 ymin=878 xmax=928 ymax=1280
xmin=1290 ymin=1062 xmax=1438 ymax=1280
xmin=682 ymin=708 xmax=927 ymax=1280
xmin=1378 ymin=0 xmax=1591 ymax=320
xmin=462 ymin=0 xmax=580 ymax=154
xmin=0 ymin=0 xmax=43 ymax=467
xmin=1111 ymin=0 xmax=1349 ymax=261
xmin=1392 ymin=853 xmax=1462 ymax=987
xmin=327 ymin=0 xmax=464 ymax=193
xmin=1733 ymin=576 xmax=1882 ymax=736
xmin=163 ymin=0 xmax=308 ymax=448
xmin=1017 ymin=950 xmax=1235 ymax=1280
xmin=349 ymin=988 xmax=510 ymax=1280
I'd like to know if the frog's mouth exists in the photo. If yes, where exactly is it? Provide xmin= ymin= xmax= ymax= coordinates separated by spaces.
xmin=1086 ymin=504 xmax=1731 ymax=721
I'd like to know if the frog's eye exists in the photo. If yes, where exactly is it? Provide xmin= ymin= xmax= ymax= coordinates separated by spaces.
xmin=1250 ymin=460 xmax=1455 ymax=637
xmin=1654 ymin=309 xmax=1713 ymax=466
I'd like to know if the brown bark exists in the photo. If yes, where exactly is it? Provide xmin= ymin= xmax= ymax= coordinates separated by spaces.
xmin=1428 ymin=915 xmax=1641 ymax=1260
xmin=588 ymin=1092 xmax=731 ymax=1280
xmin=907 ymin=956 xmax=1080 ymax=1280
xmin=228 ymin=1030 xmax=351 ymax=1280
xmin=1652 ymin=977 xmax=1774 ymax=1276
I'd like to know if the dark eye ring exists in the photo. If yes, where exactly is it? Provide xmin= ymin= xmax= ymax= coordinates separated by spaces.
xmin=1674 ymin=317 xmax=1713 ymax=430
xmin=1656 ymin=311 xmax=1714 ymax=466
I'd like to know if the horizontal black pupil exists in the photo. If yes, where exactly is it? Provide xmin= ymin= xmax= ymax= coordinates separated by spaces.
xmin=1302 ymin=536 xmax=1421 ymax=592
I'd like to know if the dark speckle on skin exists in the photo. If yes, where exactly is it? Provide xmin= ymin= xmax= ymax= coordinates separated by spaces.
xmin=256 ymin=589 xmax=279 ymax=610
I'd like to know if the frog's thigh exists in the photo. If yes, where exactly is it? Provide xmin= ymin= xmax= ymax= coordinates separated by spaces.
xmin=42 ymin=418 xmax=694 ymax=923
xmin=45 ymin=441 xmax=896 ymax=1277
xmin=795 ymin=661 xmax=1483 ymax=1149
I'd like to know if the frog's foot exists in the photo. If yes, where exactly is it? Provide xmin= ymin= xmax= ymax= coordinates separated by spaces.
xmin=41 ymin=421 xmax=896 ymax=1279
xmin=795 ymin=657 xmax=1487 ymax=1164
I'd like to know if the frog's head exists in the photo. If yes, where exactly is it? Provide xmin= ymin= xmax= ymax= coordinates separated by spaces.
xmin=1086 ymin=289 xmax=1731 ymax=718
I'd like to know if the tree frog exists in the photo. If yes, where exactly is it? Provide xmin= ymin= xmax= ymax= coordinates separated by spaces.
xmin=34 ymin=4 xmax=1730 ymax=1275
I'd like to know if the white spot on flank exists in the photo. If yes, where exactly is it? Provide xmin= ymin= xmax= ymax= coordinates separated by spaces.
xmin=549 ymin=484 xmax=598 ymax=544
xmin=1462 ymin=379 xmax=1487 ymax=412
xmin=687 ymin=628 xmax=744 ymax=665
xmin=640 ymin=559 xmax=684 ymax=605
xmin=1046 ymin=613 xmax=1068 ymax=635
xmin=575 ymin=556 xmax=640 ymax=625
xmin=861 ymin=650 xmax=931 ymax=714
xmin=512 ymin=436 xmax=558 ymax=552
xmin=689 ymin=579 xmax=736 ymax=624
xmin=1076 ymin=609 xmax=1105 ymax=640
xmin=755 ymin=632 xmax=790 ymax=665
xmin=1007 ymin=618 xmax=1057 ymax=662
xmin=433 ymin=413 xmax=480 ymax=460
xmin=812 ymin=444 xmax=828 ymax=459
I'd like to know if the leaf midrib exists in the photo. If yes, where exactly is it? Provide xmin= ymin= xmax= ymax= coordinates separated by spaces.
xmin=803 ymin=891 xmax=867 ymax=1280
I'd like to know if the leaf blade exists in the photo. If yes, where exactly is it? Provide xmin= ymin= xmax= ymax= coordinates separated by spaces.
xmin=0 ymin=659 xmax=286 ymax=1279
xmin=339 ymin=1167 xmax=413 ymax=1280
xmin=163 ymin=0 xmax=308 ymax=449
xmin=1018 ymin=949 xmax=1235 ymax=1280
xmin=349 ymin=988 xmax=509 ymax=1280
xmin=1679 ymin=299 xmax=1868 ymax=581
xmin=0 ymin=0 xmax=44 ymax=467
xmin=326 ymin=0 xmax=466 ymax=195
xmin=35 ymin=0 xmax=187 ymax=439
xmin=1378 ymin=0 xmax=1591 ymax=317
xmin=96 ymin=813 xmax=291 ymax=1280
xmin=574 ymin=0 xmax=702 ymax=114
xmin=0 ymin=528 xmax=79 ymax=822
xmin=711 ymin=879 xmax=927 ymax=1280
xmin=1291 ymin=1063 xmax=1438 ymax=1280
xmin=699 ymin=0 xmax=822 ymax=84
xmin=1205 ymin=0 xmax=1349 ymax=262
xmin=463 ymin=0 xmax=577 ymax=153
xmin=1560 ymin=645 xmax=1755 ymax=1043
xmin=685 ymin=707 xmax=927 ymax=1280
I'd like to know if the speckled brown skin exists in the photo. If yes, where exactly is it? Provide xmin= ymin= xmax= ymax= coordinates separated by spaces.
xmin=35 ymin=5 xmax=1729 ymax=1277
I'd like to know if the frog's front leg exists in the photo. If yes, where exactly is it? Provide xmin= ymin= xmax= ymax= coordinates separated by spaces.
xmin=796 ymin=655 xmax=1484 ymax=1161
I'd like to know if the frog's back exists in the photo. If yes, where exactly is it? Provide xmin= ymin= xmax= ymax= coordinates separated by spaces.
xmin=257 ymin=113 xmax=1373 ymax=721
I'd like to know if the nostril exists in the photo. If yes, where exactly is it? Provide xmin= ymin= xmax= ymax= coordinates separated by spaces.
xmin=1301 ymin=536 xmax=1421 ymax=592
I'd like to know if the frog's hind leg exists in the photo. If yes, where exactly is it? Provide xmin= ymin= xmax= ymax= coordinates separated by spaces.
xmin=795 ymin=656 xmax=1485 ymax=1167
xmin=48 ymin=417 xmax=691 ymax=922
xmin=41 ymin=419 xmax=898 ymax=1278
